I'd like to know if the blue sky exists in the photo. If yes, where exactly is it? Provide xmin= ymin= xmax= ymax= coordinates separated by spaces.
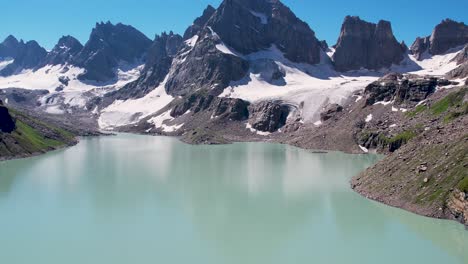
xmin=1 ymin=0 xmax=467 ymax=50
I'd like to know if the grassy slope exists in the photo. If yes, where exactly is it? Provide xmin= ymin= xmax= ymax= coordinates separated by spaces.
xmin=0 ymin=108 xmax=77 ymax=160
xmin=352 ymin=87 xmax=468 ymax=221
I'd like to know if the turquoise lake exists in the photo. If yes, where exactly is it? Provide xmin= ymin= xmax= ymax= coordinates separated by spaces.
xmin=0 ymin=134 xmax=467 ymax=264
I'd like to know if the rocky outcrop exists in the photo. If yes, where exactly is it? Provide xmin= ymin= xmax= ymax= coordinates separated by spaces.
xmin=169 ymin=92 xmax=249 ymax=122
xmin=411 ymin=19 xmax=468 ymax=60
xmin=249 ymin=101 xmax=290 ymax=132
xmin=332 ymin=16 xmax=405 ymax=71
xmin=73 ymin=22 xmax=152 ymax=82
xmin=42 ymin=36 xmax=83 ymax=66
xmin=364 ymin=73 xmax=453 ymax=106
xmin=0 ymin=100 xmax=15 ymax=133
xmin=165 ymin=33 xmax=249 ymax=96
xmin=170 ymin=93 xmax=215 ymax=117
xmin=106 ymin=32 xmax=183 ymax=101
xmin=446 ymin=62 xmax=468 ymax=80
xmin=183 ymin=5 xmax=216 ymax=39
xmin=213 ymin=98 xmax=250 ymax=121
xmin=207 ymin=0 xmax=322 ymax=64
xmin=0 ymin=37 xmax=47 ymax=76
xmin=447 ymin=189 xmax=468 ymax=225
xmin=320 ymin=104 xmax=343 ymax=121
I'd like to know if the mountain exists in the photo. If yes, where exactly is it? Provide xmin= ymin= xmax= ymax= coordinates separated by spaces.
xmin=411 ymin=19 xmax=468 ymax=60
xmin=207 ymin=0 xmax=322 ymax=64
xmin=0 ymin=99 xmax=77 ymax=160
xmin=73 ymin=21 xmax=152 ymax=82
xmin=104 ymin=31 xmax=183 ymax=101
xmin=0 ymin=36 xmax=47 ymax=76
xmin=42 ymin=35 xmax=83 ymax=66
xmin=0 ymin=35 xmax=22 ymax=59
xmin=164 ymin=0 xmax=323 ymax=97
xmin=183 ymin=5 xmax=216 ymax=39
xmin=332 ymin=16 xmax=405 ymax=71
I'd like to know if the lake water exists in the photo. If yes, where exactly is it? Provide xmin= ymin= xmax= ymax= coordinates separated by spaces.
xmin=0 ymin=134 xmax=467 ymax=264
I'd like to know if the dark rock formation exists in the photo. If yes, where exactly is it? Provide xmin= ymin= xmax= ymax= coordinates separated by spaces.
xmin=364 ymin=73 xmax=452 ymax=106
xmin=207 ymin=0 xmax=322 ymax=64
xmin=320 ymin=104 xmax=343 ymax=121
xmin=249 ymin=101 xmax=289 ymax=132
xmin=165 ymin=33 xmax=249 ymax=96
xmin=0 ymin=35 xmax=22 ymax=59
xmin=319 ymin=40 xmax=329 ymax=51
xmin=0 ymin=100 xmax=15 ymax=133
xmin=73 ymin=21 xmax=152 ymax=82
xmin=170 ymin=93 xmax=215 ymax=117
xmin=0 ymin=37 xmax=47 ymax=76
xmin=42 ymin=36 xmax=83 ymax=66
xmin=411 ymin=19 xmax=468 ymax=60
xmin=333 ymin=16 xmax=405 ymax=71
xmin=410 ymin=37 xmax=430 ymax=60
xmin=107 ymin=31 xmax=183 ymax=101
xmin=183 ymin=5 xmax=216 ymax=39
xmin=213 ymin=98 xmax=250 ymax=121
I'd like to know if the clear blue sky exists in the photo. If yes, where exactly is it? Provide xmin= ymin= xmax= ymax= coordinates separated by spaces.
xmin=1 ymin=0 xmax=467 ymax=50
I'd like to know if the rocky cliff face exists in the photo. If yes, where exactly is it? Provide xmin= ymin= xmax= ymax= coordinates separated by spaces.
xmin=165 ymin=30 xmax=249 ymax=96
xmin=0 ymin=37 xmax=47 ymax=76
xmin=183 ymin=5 xmax=217 ymax=39
xmin=73 ymin=22 xmax=152 ymax=82
xmin=207 ymin=0 xmax=322 ymax=64
xmin=364 ymin=73 xmax=454 ymax=106
xmin=332 ymin=16 xmax=405 ymax=71
xmin=0 ymin=35 xmax=22 ymax=59
xmin=411 ymin=19 xmax=468 ymax=60
xmin=42 ymin=36 xmax=83 ymax=66
xmin=0 ymin=100 xmax=15 ymax=133
xmin=105 ymin=32 xmax=183 ymax=101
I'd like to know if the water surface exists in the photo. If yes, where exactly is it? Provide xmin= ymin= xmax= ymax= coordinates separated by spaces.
xmin=0 ymin=134 xmax=467 ymax=264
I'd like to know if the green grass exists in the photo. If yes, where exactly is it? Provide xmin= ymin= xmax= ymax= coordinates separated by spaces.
xmin=406 ymin=104 xmax=427 ymax=118
xmin=430 ymin=88 xmax=466 ymax=116
xmin=389 ymin=130 xmax=418 ymax=144
xmin=13 ymin=120 xmax=64 ymax=152
xmin=458 ymin=177 xmax=468 ymax=193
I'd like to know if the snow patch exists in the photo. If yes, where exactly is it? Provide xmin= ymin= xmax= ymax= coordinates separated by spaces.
xmin=365 ymin=114 xmax=373 ymax=123
xmin=250 ymin=11 xmax=268 ymax=24
xmin=99 ymin=76 xmax=174 ymax=130
xmin=220 ymin=45 xmax=379 ymax=123
xmin=215 ymin=43 xmax=241 ymax=57
xmin=246 ymin=123 xmax=271 ymax=136
xmin=148 ymin=110 xmax=184 ymax=133
xmin=359 ymin=145 xmax=369 ymax=153
xmin=0 ymin=58 xmax=14 ymax=71
xmin=185 ymin=35 xmax=199 ymax=47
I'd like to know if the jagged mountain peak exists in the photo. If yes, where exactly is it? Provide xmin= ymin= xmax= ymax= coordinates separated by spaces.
xmin=411 ymin=19 xmax=468 ymax=60
xmin=333 ymin=16 xmax=404 ymax=71
xmin=203 ymin=0 xmax=321 ymax=64
xmin=73 ymin=21 xmax=152 ymax=82
xmin=2 ymin=35 xmax=19 ymax=46
xmin=183 ymin=5 xmax=217 ymax=39
xmin=42 ymin=35 xmax=83 ymax=66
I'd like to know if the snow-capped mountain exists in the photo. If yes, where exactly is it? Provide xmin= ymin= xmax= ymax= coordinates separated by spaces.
xmin=0 ymin=0 xmax=467 ymax=135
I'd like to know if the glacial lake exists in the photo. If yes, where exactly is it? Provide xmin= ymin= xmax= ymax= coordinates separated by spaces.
xmin=0 ymin=134 xmax=467 ymax=264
